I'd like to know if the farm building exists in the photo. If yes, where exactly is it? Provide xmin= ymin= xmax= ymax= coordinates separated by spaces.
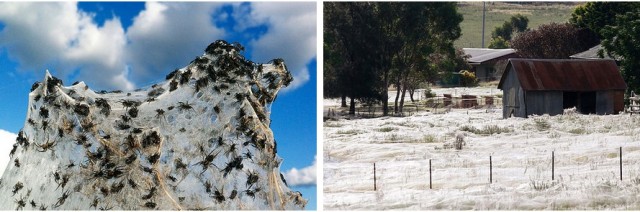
xmin=497 ymin=58 xmax=626 ymax=118
xmin=463 ymin=48 xmax=518 ymax=81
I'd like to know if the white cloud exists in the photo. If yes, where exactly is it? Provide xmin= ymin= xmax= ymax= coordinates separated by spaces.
xmin=235 ymin=2 xmax=317 ymax=92
xmin=0 ymin=129 xmax=16 ymax=177
xmin=0 ymin=2 xmax=315 ymax=91
xmin=284 ymin=155 xmax=316 ymax=187
xmin=125 ymin=2 xmax=225 ymax=85
xmin=0 ymin=2 xmax=133 ymax=90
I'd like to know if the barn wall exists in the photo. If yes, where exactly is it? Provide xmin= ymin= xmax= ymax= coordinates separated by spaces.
xmin=501 ymin=67 xmax=526 ymax=118
xmin=613 ymin=90 xmax=625 ymax=114
xmin=525 ymin=91 xmax=564 ymax=117
xmin=596 ymin=91 xmax=614 ymax=115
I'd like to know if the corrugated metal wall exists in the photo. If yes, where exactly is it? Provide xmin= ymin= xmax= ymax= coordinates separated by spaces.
xmin=614 ymin=91 xmax=625 ymax=114
xmin=596 ymin=91 xmax=614 ymax=115
xmin=502 ymin=67 xmax=526 ymax=118
xmin=525 ymin=91 xmax=563 ymax=117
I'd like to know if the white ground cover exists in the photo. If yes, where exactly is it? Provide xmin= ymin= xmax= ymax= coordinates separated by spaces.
xmin=324 ymin=87 xmax=640 ymax=210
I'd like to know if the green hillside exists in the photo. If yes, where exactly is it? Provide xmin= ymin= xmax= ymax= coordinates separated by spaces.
xmin=456 ymin=2 xmax=579 ymax=48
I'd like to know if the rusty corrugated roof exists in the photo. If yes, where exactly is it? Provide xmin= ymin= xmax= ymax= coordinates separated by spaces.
xmin=497 ymin=59 xmax=627 ymax=91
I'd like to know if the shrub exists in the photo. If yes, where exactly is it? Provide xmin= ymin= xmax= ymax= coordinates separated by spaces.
xmin=424 ymin=87 xmax=436 ymax=99
xmin=377 ymin=127 xmax=397 ymax=132
xmin=460 ymin=125 xmax=511 ymax=135
xmin=568 ymin=127 xmax=586 ymax=134
xmin=530 ymin=180 xmax=552 ymax=191
xmin=534 ymin=118 xmax=550 ymax=131
xmin=460 ymin=70 xmax=479 ymax=87
xmin=423 ymin=135 xmax=438 ymax=143
xmin=454 ymin=134 xmax=466 ymax=150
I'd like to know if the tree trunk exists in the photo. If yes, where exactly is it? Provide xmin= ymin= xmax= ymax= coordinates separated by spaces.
xmin=394 ymin=82 xmax=401 ymax=114
xmin=409 ymin=88 xmax=415 ymax=102
xmin=341 ymin=94 xmax=347 ymax=107
xmin=399 ymin=83 xmax=408 ymax=114
xmin=349 ymin=96 xmax=356 ymax=115
xmin=382 ymin=71 xmax=389 ymax=116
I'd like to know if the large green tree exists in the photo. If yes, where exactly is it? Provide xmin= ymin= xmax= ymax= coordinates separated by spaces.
xmin=388 ymin=3 xmax=463 ymax=114
xmin=324 ymin=3 xmax=384 ymax=115
xmin=570 ymin=2 xmax=640 ymax=38
xmin=488 ymin=14 xmax=529 ymax=49
xmin=601 ymin=9 xmax=640 ymax=97
xmin=324 ymin=2 xmax=463 ymax=116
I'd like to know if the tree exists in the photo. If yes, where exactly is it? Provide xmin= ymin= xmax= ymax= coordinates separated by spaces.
xmin=389 ymin=3 xmax=463 ymax=114
xmin=510 ymin=14 xmax=529 ymax=33
xmin=324 ymin=2 xmax=463 ymax=116
xmin=489 ymin=14 xmax=529 ymax=47
xmin=488 ymin=36 xmax=509 ymax=49
xmin=570 ymin=2 xmax=640 ymax=38
xmin=510 ymin=23 xmax=599 ymax=59
xmin=601 ymin=9 xmax=640 ymax=98
xmin=324 ymin=3 xmax=384 ymax=115
xmin=491 ymin=22 xmax=514 ymax=41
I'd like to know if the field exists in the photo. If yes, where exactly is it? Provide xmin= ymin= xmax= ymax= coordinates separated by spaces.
xmin=456 ymin=2 xmax=578 ymax=48
xmin=323 ymin=87 xmax=640 ymax=210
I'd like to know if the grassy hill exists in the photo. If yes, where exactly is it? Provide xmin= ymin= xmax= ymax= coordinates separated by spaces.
xmin=455 ymin=2 xmax=580 ymax=48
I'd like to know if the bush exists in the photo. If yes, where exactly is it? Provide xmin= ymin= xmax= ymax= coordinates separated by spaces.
xmin=534 ymin=118 xmax=550 ymax=131
xmin=460 ymin=125 xmax=512 ymax=135
xmin=460 ymin=70 xmax=478 ymax=87
xmin=530 ymin=180 xmax=553 ymax=191
xmin=454 ymin=134 xmax=465 ymax=150
xmin=423 ymin=87 xmax=436 ymax=99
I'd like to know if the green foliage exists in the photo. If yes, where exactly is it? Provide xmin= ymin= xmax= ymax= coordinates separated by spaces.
xmin=460 ymin=125 xmax=512 ymax=135
xmin=459 ymin=70 xmax=478 ymax=87
xmin=492 ymin=22 xmax=514 ymax=41
xmin=601 ymin=9 xmax=640 ymax=98
xmin=490 ymin=14 xmax=529 ymax=42
xmin=324 ymin=2 xmax=464 ymax=116
xmin=456 ymin=2 xmax=574 ymax=48
xmin=423 ymin=87 xmax=436 ymax=98
xmin=533 ymin=118 xmax=550 ymax=131
xmin=488 ymin=36 xmax=509 ymax=49
xmin=510 ymin=14 xmax=529 ymax=32
xmin=570 ymin=2 xmax=640 ymax=38
xmin=511 ymin=23 xmax=599 ymax=59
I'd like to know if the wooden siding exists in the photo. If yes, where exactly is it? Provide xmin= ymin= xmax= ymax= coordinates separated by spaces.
xmin=525 ymin=91 xmax=563 ymax=117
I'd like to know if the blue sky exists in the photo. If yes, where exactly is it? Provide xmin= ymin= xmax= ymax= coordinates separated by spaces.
xmin=0 ymin=2 xmax=317 ymax=209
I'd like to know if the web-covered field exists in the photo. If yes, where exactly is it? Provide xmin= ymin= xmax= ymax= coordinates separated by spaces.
xmin=323 ymin=88 xmax=640 ymax=210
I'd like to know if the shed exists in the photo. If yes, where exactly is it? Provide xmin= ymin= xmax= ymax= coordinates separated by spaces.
xmin=463 ymin=48 xmax=518 ymax=81
xmin=497 ymin=58 xmax=626 ymax=118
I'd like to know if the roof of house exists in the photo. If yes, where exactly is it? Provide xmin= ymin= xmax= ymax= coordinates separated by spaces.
xmin=463 ymin=48 xmax=517 ymax=64
xmin=497 ymin=58 xmax=627 ymax=91
xmin=569 ymin=44 xmax=619 ymax=60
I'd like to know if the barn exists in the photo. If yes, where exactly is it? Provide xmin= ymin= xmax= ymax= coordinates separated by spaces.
xmin=497 ymin=58 xmax=626 ymax=118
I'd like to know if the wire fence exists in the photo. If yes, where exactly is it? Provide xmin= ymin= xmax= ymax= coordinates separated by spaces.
xmin=355 ymin=147 xmax=638 ymax=192
xmin=325 ymin=95 xmax=503 ymax=119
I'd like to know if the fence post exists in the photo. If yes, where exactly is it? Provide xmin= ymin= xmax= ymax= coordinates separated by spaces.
xmin=373 ymin=163 xmax=377 ymax=191
xmin=620 ymin=147 xmax=623 ymax=181
xmin=489 ymin=156 xmax=492 ymax=184
xmin=552 ymin=151 xmax=555 ymax=181
xmin=429 ymin=159 xmax=432 ymax=189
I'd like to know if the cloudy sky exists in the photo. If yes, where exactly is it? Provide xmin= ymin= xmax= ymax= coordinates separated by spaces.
xmin=0 ymin=2 xmax=317 ymax=209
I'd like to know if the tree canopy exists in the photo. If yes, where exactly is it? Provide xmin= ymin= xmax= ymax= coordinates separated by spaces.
xmin=324 ymin=2 xmax=463 ymax=115
xmin=601 ymin=8 xmax=640 ymax=96
xmin=488 ymin=14 xmax=529 ymax=49
xmin=510 ymin=23 xmax=599 ymax=59
xmin=570 ymin=2 xmax=640 ymax=38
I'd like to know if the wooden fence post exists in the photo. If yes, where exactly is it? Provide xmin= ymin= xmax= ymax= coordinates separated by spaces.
xmin=429 ymin=159 xmax=432 ymax=189
xmin=552 ymin=151 xmax=555 ymax=181
xmin=620 ymin=147 xmax=623 ymax=181
xmin=489 ymin=156 xmax=492 ymax=184
xmin=373 ymin=163 xmax=377 ymax=191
